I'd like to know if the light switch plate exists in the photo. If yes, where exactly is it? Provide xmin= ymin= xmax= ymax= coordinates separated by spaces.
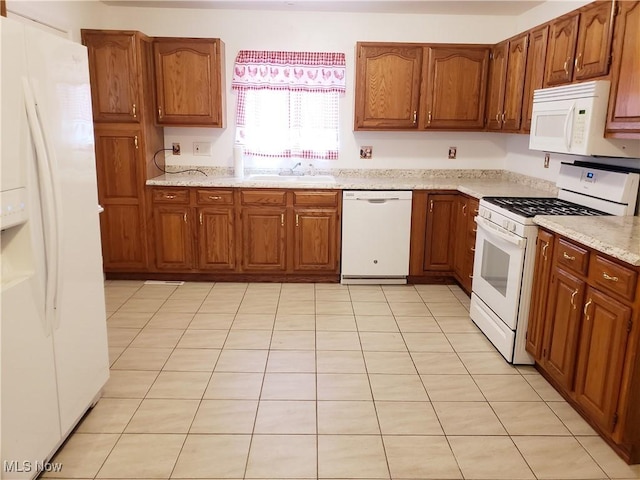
xmin=194 ymin=142 xmax=212 ymax=156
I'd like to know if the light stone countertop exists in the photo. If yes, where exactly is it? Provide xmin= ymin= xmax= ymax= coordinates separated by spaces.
xmin=534 ymin=215 xmax=640 ymax=266
xmin=146 ymin=170 xmax=557 ymax=200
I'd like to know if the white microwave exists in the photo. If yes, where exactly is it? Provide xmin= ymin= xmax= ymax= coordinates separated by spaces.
xmin=529 ymin=80 xmax=639 ymax=158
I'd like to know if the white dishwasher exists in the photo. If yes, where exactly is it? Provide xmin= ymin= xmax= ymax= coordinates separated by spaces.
xmin=341 ymin=190 xmax=413 ymax=284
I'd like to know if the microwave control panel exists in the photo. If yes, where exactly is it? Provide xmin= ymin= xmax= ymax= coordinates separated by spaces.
xmin=572 ymin=108 xmax=587 ymax=146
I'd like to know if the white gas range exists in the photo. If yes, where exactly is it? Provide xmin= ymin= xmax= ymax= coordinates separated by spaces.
xmin=470 ymin=162 xmax=639 ymax=364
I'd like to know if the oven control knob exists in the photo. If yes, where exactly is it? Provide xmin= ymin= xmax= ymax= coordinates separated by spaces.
xmin=503 ymin=220 xmax=509 ymax=229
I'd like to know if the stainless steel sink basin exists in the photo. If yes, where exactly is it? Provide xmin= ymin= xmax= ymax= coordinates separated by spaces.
xmin=244 ymin=174 xmax=336 ymax=184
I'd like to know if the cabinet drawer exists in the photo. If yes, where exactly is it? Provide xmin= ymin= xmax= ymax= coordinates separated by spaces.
xmin=293 ymin=190 xmax=339 ymax=207
xmin=555 ymin=238 xmax=589 ymax=275
xmin=196 ymin=189 xmax=234 ymax=205
xmin=152 ymin=188 xmax=190 ymax=204
xmin=240 ymin=189 xmax=287 ymax=206
xmin=590 ymin=255 xmax=637 ymax=302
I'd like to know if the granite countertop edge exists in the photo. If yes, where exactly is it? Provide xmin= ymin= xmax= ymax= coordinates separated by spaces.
xmin=533 ymin=216 xmax=640 ymax=267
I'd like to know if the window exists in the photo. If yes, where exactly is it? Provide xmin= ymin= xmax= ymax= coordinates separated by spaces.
xmin=232 ymin=50 xmax=346 ymax=160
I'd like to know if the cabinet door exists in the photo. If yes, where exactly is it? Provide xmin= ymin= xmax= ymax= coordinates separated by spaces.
xmin=502 ymin=34 xmax=529 ymax=131
xmin=354 ymin=44 xmax=423 ymax=129
xmin=153 ymin=206 xmax=194 ymax=270
xmin=544 ymin=12 xmax=579 ymax=86
xmin=196 ymin=207 xmax=236 ymax=271
xmin=423 ymin=194 xmax=457 ymax=271
xmin=574 ymin=0 xmax=614 ymax=81
xmin=574 ymin=287 xmax=632 ymax=433
xmin=82 ymin=31 xmax=139 ymax=123
xmin=241 ymin=207 xmax=287 ymax=272
xmin=423 ymin=46 xmax=489 ymax=129
xmin=453 ymin=196 xmax=469 ymax=278
xmin=93 ymin=126 xmax=147 ymax=270
xmin=99 ymin=205 xmax=147 ymax=270
xmin=154 ymin=38 xmax=223 ymax=126
xmin=292 ymin=208 xmax=339 ymax=272
xmin=526 ymin=230 xmax=555 ymax=359
xmin=485 ymin=41 xmax=508 ymax=131
xmin=606 ymin=1 xmax=640 ymax=135
xmin=522 ymin=25 xmax=549 ymax=132
xmin=541 ymin=266 xmax=585 ymax=390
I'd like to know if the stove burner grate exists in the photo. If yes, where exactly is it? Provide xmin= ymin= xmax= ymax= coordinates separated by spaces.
xmin=482 ymin=196 xmax=610 ymax=218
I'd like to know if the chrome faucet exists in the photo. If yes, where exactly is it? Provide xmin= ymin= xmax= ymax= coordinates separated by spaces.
xmin=280 ymin=162 xmax=303 ymax=176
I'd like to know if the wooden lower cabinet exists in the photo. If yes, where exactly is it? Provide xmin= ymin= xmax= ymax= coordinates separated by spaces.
xmin=574 ymin=287 xmax=632 ymax=433
xmin=240 ymin=207 xmax=287 ymax=272
xmin=541 ymin=266 xmax=586 ymax=390
xmin=197 ymin=207 xmax=236 ymax=271
xmin=293 ymin=208 xmax=340 ymax=272
xmin=153 ymin=205 xmax=193 ymax=270
xmin=525 ymin=229 xmax=555 ymax=358
xmin=452 ymin=195 xmax=478 ymax=292
xmin=148 ymin=187 xmax=340 ymax=278
xmin=99 ymin=205 xmax=147 ymax=270
xmin=527 ymin=228 xmax=640 ymax=464
xmin=423 ymin=193 xmax=457 ymax=271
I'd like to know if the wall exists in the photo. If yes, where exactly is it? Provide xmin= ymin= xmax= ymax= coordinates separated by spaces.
xmin=6 ymin=0 xmax=107 ymax=41
xmin=92 ymin=5 xmax=523 ymax=171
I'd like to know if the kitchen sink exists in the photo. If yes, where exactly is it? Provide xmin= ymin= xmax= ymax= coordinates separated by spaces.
xmin=244 ymin=174 xmax=336 ymax=184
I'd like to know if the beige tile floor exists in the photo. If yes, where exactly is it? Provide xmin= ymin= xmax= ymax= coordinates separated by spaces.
xmin=44 ymin=281 xmax=640 ymax=480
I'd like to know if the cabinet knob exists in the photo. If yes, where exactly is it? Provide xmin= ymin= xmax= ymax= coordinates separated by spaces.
xmin=563 ymin=251 xmax=576 ymax=261
xmin=199 ymin=212 xmax=203 ymax=225
xmin=602 ymin=272 xmax=619 ymax=282
xmin=412 ymin=110 xmax=417 ymax=124
xmin=495 ymin=112 xmax=501 ymax=123
xmin=462 ymin=204 xmax=467 ymax=215
xmin=134 ymin=135 xmax=139 ymax=149
xmin=427 ymin=111 xmax=432 ymax=125
xmin=132 ymin=103 xmax=137 ymax=118
xmin=295 ymin=214 xmax=299 ymax=227
xmin=165 ymin=194 xmax=176 ymax=199
xmin=280 ymin=213 xmax=285 ymax=227
xmin=429 ymin=200 xmax=434 ymax=213
xmin=208 ymin=195 xmax=222 ymax=200
xmin=501 ymin=112 xmax=505 ymax=123
xmin=563 ymin=57 xmax=571 ymax=76
xmin=183 ymin=212 xmax=188 ymax=223
xmin=158 ymin=107 xmax=163 ymax=118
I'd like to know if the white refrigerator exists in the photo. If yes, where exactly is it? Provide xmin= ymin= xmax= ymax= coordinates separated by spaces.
xmin=0 ymin=16 xmax=110 ymax=478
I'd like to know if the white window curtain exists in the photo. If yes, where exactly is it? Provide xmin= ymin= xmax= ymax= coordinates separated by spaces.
xmin=232 ymin=50 xmax=346 ymax=160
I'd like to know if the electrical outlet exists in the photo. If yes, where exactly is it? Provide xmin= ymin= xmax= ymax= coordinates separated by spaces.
xmin=360 ymin=146 xmax=372 ymax=159
xmin=172 ymin=143 xmax=181 ymax=155
xmin=448 ymin=146 xmax=457 ymax=159
xmin=194 ymin=142 xmax=212 ymax=156
xmin=544 ymin=153 xmax=550 ymax=168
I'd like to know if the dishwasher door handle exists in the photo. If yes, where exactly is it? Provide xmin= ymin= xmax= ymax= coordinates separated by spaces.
xmin=358 ymin=198 xmax=400 ymax=203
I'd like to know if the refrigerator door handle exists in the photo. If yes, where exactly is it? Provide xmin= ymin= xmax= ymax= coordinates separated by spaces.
xmin=22 ymin=77 xmax=61 ymax=335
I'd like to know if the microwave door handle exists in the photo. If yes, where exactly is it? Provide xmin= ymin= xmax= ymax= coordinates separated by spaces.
xmin=563 ymin=102 xmax=576 ymax=150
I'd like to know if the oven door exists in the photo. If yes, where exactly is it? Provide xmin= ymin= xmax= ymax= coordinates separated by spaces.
xmin=472 ymin=216 xmax=527 ymax=329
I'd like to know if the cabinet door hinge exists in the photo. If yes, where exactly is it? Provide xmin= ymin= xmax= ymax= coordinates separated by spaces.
xmin=612 ymin=412 xmax=619 ymax=429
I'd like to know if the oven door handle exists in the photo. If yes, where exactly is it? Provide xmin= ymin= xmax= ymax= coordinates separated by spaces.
xmin=475 ymin=216 xmax=525 ymax=248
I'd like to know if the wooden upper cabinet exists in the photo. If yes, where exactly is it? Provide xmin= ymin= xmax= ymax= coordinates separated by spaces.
xmin=502 ymin=34 xmax=529 ymax=131
xmin=354 ymin=43 xmax=423 ymax=130
xmin=545 ymin=1 xmax=614 ymax=87
xmin=82 ymin=31 xmax=140 ymax=123
xmin=574 ymin=0 xmax=615 ymax=81
xmin=153 ymin=38 xmax=224 ymax=127
xmin=544 ymin=12 xmax=580 ymax=86
xmin=485 ymin=41 xmax=508 ymax=131
xmin=422 ymin=46 xmax=489 ymax=129
xmin=607 ymin=1 xmax=640 ymax=136
xmin=522 ymin=25 xmax=549 ymax=132
xmin=486 ymin=34 xmax=528 ymax=132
